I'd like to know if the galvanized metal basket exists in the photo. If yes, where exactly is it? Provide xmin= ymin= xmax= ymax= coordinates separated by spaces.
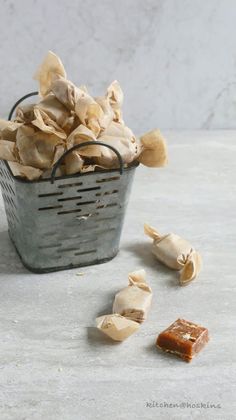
xmin=0 ymin=93 xmax=138 ymax=273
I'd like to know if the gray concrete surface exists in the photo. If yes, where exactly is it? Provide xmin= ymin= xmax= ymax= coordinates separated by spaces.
xmin=0 ymin=131 xmax=235 ymax=420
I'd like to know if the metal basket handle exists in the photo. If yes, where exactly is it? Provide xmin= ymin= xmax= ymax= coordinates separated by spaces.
xmin=8 ymin=91 xmax=39 ymax=120
xmin=51 ymin=141 xmax=124 ymax=184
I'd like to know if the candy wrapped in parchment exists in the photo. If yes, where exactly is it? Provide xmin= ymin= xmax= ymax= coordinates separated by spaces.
xmin=34 ymin=51 xmax=66 ymax=97
xmin=144 ymin=223 xmax=202 ymax=286
xmin=32 ymin=108 xmax=67 ymax=139
xmin=106 ymin=80 xmax=124 ymax=123
xmin=51 ymin=77 xmax=80 ymax=110
xmin=138 ymin=129 xmax=168 ymax=167
xmin=96 ymin=314 xmax=140 ymax=342
xmin=96 ymin=122 xmax=141 ymax=168
xmin=0 ymin=50 xmax=169 ymax=180
xmin=36 ymin=93 xmax=75 ymax=134
xmin=16 ymin=125 xmax=65 ymax=170
xmin=0 ymin=140 xmax=17 ymax=162
xmin=0 ymin=120 xmax=22 ymax=141
xmin=113 ymin=269 xmax=152 ymax=323
xmin=95 ymin=96 xmax=114 ymax=129
xmin=15 ymin=104 xmax=35 ymax=124
xmin=8 ymin=161 xmax=43 ymax=181
xmin=64 ymin=125 xmax=101 ymax=175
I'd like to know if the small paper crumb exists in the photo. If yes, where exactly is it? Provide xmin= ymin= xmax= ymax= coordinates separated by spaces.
xmin=58 ymin=367 xmax=63 ymax=372
xmin=76 ymin=272 xmax=85 ymax=276
xmin=13 ymin=320 xmax=18 ymax=323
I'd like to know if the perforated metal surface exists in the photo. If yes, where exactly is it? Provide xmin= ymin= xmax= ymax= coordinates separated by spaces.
xmin=0 ymin=160 xmax=137 ymax=272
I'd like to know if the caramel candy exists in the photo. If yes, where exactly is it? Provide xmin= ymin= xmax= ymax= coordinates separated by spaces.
xmin=156 ymin=319 xmax=209 ymax=362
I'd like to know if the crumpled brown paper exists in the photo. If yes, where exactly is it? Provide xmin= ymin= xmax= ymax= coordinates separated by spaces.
xmin=106 ymin=80 xmax=124 ymax=123
xmin=36 ymin=93 xmax=75 ymax=133
xmin=16 ymin=125 xmax=65 ymax=170
xmin=8 ymin=161 xmax=43 ymax=180
xmin=96 ymin=314 xmax=140 ymax=341
xmin=34 ymin=50 xmax=66 ymax=97
xmin=113 ymin=269 xmax=152 ymax=323
xmin=51 ymin=77 xmax=80 ymax=110
xmin=96 ymin=121 xmax=141 ymax=168
xmin=138 ymin=129 xmax=168 ymax=167
xmin=0 ymin=140 xmax=17 ymax=162
xmin=32 ymin=108 xmax=67 ymax=139
xmin=0 ymin=120 xmax=22 ymax=141
xmin=15 ymin=104 xmax=35 ymax=124
xmin=0 ymin=51 xmax=168 ymax=180
xmin=144 ymin=223 xmax=202 ymax=285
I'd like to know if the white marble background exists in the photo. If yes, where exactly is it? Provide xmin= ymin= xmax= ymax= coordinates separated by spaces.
xmin=0 ymin=0 xmax=236 ymax=131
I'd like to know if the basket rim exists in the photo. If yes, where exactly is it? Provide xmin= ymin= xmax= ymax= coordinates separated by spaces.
xmin=2 ymin=160 xmax=139 ymax=184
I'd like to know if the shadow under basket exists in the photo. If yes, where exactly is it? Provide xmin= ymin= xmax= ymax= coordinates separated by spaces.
xmin=0 ymin=144 xmax=138 ymax=273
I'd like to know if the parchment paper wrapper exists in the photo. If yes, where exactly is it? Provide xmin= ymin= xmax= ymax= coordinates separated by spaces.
xmin=144 ymin=223 xmax=202 ymax=285
xmin=51 ymin=78 xmax=81 ymax=110
xmin=16 ymin=125 xmax=65 ymax=170
xmin=95 ymin=96 xmax=114 ymax=129
xmin=64 ymin=152 xmax=84 ymax=175
xmin=32 ymin=108 xmax=67 ymax=139
xmin=0 ymin=120 xmax=22 ymax=141
xmin=37 ymin=93 xmax=75 ymax=133
xmin=8 ymin=161 xmax=43 ymax=180
xmin=113 ymin=269 xmax=152 ymax=323
xmin=75 ymin=91 xmax=104 ymax=136
xmin=0 ymin=140 xmax=17 ymax=162
xmin=34 ymin=51 xmax=66 ymax=97
xmin=0 ymin=51 xmax=168 ymax=181
xmin=96 ymin=122 xmax=140 ymax=168
xmin=96 ymin=314 xmax=139 ymax=341
xmin=138 ymin=129 xmax=168 ymax=167
xmin=65 ymin=124 xmax=101 ymax=174
xmin=15 ymin=104 xmax=35 ymax=124
xmin=106 ymin=80 xmax=124 ymax=123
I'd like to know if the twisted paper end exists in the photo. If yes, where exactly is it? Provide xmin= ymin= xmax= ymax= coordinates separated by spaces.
xmin=128 ymin=269 xmax=152 ymax=293
xmin=144 ymin=223 xmax=162 ymax=241
xmin=179 ymin=250 xmax=202 ymax=285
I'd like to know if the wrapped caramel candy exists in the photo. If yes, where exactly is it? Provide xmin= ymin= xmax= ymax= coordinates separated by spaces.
xmin=32 ymin=108 xmax=67 ymax=139
xmin=36 ymin=93 xmax=75 ymax=134
xmin=51 ymin=77 xmax=81 ymax=110
xmin=34 ymin=51 xmax=66 ymax=97
xmin=0 ymin=51 xmax=168 ymax=180
xmin=138 ymin=129 xmax=168 ymax=167
xmin=15 ymin=104 xmax=35 ymax=124
xmin=96 ymin=314 xmax=140 ymax=342
xmin=0 ymin=120 xmax=22 ymax=141
xmin=8 ymin=161 xmax=43 ymax=181
xmin=16 ymin=125 xmax=65 ymax=170
xmin=95 ymin=96 xmax=114 ymax=129
xmin=96 ymin=269 xmax=151 ymax=342
xmin=96 ymin=122 xmax=141 ymax=168
xmin=144 ymin=223 xmax=202 ymax=285
xmin=106 ymin=80 xmax=124 ymax=123
xmin=0 ymin=140 xmax=17 ymax=162
xmin=113 ymin=269 xmax=152 ymax=323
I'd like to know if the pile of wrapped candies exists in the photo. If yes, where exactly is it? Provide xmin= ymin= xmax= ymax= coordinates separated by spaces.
xmin=0 ymin=51 xmax=168 ymax=180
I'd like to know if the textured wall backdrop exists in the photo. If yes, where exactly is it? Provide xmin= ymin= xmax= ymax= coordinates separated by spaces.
xmin=0 ymin=0 xmax=236 ymax=132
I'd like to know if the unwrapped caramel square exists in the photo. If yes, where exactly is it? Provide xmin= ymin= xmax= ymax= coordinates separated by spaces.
xmin=156 ymin=319 xmax=209 ymax=362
